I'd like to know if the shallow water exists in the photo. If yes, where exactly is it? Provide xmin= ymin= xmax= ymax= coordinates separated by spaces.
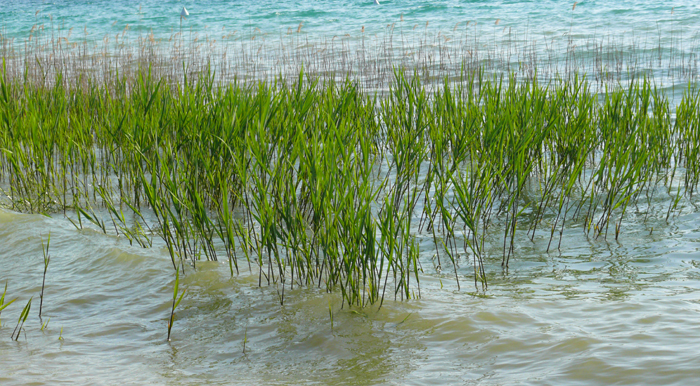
xmin=2 ymin=203 xmax=700 ymax=385
xmin=3 ymin=1 xmax=700 ymax=384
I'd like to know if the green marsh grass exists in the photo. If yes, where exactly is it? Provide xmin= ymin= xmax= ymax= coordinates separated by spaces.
xmin=2 ymin=48 xmax=700 ymax=310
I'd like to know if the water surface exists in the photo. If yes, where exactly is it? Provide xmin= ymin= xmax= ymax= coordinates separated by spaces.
xmin=2 ymin=204 xmax=700 ymax=384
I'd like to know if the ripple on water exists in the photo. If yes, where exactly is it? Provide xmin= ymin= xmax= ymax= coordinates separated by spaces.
xmin=3 ymin=206 xmax=700 ymax=384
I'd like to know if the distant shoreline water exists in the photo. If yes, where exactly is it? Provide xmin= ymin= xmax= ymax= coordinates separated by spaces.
xmin=1 ymin=0 xmax=697 ymax=41
xmin=1 ymin=2 xmax=698 ymax=88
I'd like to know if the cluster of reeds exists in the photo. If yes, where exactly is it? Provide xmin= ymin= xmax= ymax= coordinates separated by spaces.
xmin=2 ymin=58 xmax=700 ymax=307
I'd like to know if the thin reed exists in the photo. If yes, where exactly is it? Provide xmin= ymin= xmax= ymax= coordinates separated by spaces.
xmin=1 ymin=15 xmax=698 ymax=93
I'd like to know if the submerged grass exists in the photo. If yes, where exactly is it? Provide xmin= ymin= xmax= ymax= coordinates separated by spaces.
xmin=1 ymin=57 xmax=700 ymax=310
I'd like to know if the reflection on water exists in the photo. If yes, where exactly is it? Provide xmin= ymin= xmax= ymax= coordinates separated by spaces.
xmin=2 ymin=207 xmax=700 ymax=385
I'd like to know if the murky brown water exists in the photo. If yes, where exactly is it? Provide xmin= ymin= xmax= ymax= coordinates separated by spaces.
xmin=2 ymin=206 xmax=700 ymax=385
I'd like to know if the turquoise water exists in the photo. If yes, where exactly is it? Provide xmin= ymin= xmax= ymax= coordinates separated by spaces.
xmin=4 ymin=1 xmax=699 ymax=91
xmin=2 ymin=0 xmax=698 ymax=40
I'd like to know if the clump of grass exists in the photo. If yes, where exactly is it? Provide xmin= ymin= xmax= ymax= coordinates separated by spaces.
xmin=1 ymin=48 xmax=700 ymax=310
